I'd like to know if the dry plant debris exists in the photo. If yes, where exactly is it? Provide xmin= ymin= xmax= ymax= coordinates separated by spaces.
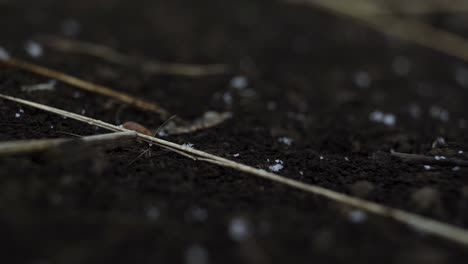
xmin=163 ymin=111 xmax=233 ymax=135
xmin=286 ymin=0 xmax=468 ymax=63
xmin=21 ymin=80 xmax=56 ymax=92
xmin=122 ymin=121 xmax=154 ymax=137
xmin=0 ymin=131 xmax=136 ymax=156
xmin=391 ymin=151 xmax=468 ymax=167
xmin=1 ymin=57 xmax=233 ymax=134
xmin=2 ymin=92 xmax=468 ymax=248
xmin=39 ymin=35 xmax=230 ymax=77
xmin=290 ymin=0 xmax=468 ymax=15
xmin=0 ymin=57 xmax=176 ymax=121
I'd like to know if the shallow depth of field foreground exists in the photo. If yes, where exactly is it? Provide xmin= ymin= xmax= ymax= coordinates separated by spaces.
xmin=1 ymin=0 xmax=468 ymax=263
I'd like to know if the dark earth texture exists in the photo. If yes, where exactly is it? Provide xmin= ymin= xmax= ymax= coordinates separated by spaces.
xmin=1 ymin=0 xmax=468 ymax=263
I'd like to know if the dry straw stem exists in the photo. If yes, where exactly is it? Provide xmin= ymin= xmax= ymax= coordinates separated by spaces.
xmin=0 ymin=57 xmax=181 ymax=122
xmin=391 ymin=151 xmax=468 ymax=167
xmin=293 ymin=0 xmax=468 ymax=15
xmin=0 ymin=131 xmax=136 ymax=156
xmin=286 ymin=0 xmax=468 ymax=62
xmin=38 ymin=35 xmax=230 ymax=77
xmin=1 ymin=57 xmax=232 ymax=133
xmin=2 ymin=93 xmax=468 ymax=247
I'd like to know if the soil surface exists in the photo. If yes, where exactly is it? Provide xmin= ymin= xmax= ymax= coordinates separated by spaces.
xmin=1 ymin=0 xmax=468 ymax=263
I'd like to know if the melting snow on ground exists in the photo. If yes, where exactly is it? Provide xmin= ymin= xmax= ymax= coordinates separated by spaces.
xmin=278 ymin=137 xmax=293 ymax=146
xmin=182 ymin=143 xmax=194 ymax=148
xmin=229 ymin=217 xmax=249 ymax=241
xmin=429 ymin=106 xmax=450 ymax=122
xmin=25 ymin=41 xmax=43 ymax=58
xmin=268 ymin=159 xmax=284 ymax=172
xmin=349 ymin=210 xmax=367 ymax=223
xmin=408 ymin=104 xmax=421 ymax=119
xmin=369 ymin=111 xmax=396 ymax=127
xmin=354 ymin=71 xmax=371 ymax=88
xmin=230 ymin=75 xmax=248 ymax=90
xmin=0 ymin=46 xmax=10 ymax=60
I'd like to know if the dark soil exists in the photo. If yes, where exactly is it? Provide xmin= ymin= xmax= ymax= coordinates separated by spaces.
xmin=1 ymin=0 xmax=468 ymax=263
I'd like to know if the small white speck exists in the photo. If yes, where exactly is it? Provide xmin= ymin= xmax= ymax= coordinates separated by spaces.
xmin=182 ymin=143 xmax=194 ymax=148
xmin=25 ymin=41 xmax=43 ymax=58
xmin=453 ymin=166 xmax=461 ymax=172
xmin=233 ymin=153 xmax=240 ymax=157
xmin=392 ymin=56 xmax=411 ymax=76
xmin=349 ymin=210 xmax=367 ymax=223
xmin=424 ymin=165 xmax=432 ymax=170
xmin=21 ymin=80 xmax=56 ymax=92
xmin=432 ymin=137 xmax=446 ymax=149
xmin=80 ymin=109 xmax=86 ymax=115
xmin=382 ymin=114 xmax=396 ymax=126
xmin=434 ymin=156 xmax=446 ymax=161
xmin=50 ymin=125 xmax=54 ymax=129
xmin=269 ymin=163 xmax=284 ymax=172
xmin=344 ymin=157 xmax=349 ymax=161
xmin=157 ymin=130 xmax=168 ymax=137
xmin=354 ymin=71 xmax=371 ymax=88
xmin=61 ymin=19 xmax=81 ymax=37
xmin=19 ymin=109 xmax=24 ymax=113
xmin=408 ymin=104 xmax=421 ymax=119
xmin=320 ymin=156 xmax=324 ymax=160
xmin=230 ymin=75 xmax=248 ymax=90
xmin=185 ymin=244 xmax=209 ymax=264
xmin=229 ymin=217 xmax=249 ymax=241
xmin=222 ymin=92 xmax=233 ymax=105
xmin=430 ymin=106 xmax=450 ymax=122
xmin=299 ymin=171 xmax=304 ymax=176
xmin=146 ymin=206 xmax=160 ymax=220
xmin=15 ymin=113 xmax=21 ymax=118
xmin=0 ymin=46 xmax=10 ymax=60
xmin=369 ymin=111 xmax=396 ymax=127
xmin=369 ymin=111 xmax=384 ymax=122
xmin=278 ymin=137 xmax=293 ymax=146
xmin=459 ymin=150 xmax=464 ymax=154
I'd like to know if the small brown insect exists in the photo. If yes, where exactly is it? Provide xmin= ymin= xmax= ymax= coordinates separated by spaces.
xmin=124 ymin=116 xmax=177 ymax=166
xmin=122 ymin=121 xmax=153 ymax=136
